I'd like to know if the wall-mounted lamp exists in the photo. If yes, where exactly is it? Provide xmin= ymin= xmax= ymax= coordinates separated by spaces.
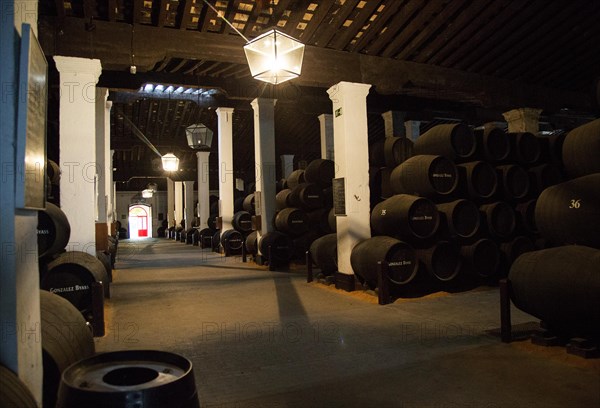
xmin=161 ymin=153 xmax=180 ymax=172
xmin=141 ymin=189 xmax=153 ymax=198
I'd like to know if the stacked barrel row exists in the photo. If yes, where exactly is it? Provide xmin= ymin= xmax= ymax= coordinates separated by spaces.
xmin=509 ymin=119 xmax=600 ymax=338
xmin=348 ymin=121 xmax=569 ymax=291
xmin=242 ymin=159 xmax=336 ymax=266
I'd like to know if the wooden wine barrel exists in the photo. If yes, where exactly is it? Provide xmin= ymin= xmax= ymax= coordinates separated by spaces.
xmin=286 ymin=169 xmax=306 ymax=189
xmin=457 ymin=161 xmax=498 ymax=199
xmin=500 ymin=235 xmax=535 ymax=266
xmin=416 ymin=241 xmax=461 ymax=282
xmin=56 ymin=350 xmax=200 ymax=408
xmin=508 ymin=132 xmax=541 ymax=165
xmin=496 ymin=164 xmax=530 ymax=200
xmin=369 ymin=140 xmax=386 ymax=167
xmin=509 ymin=245 xmax=600 ymax=336
xmin=528 ymin=164 xmax=563 ymax=195
xmin=389 ymin=155 xmax=458 ymax=198
xmin=185 ymin=228 xmax=198 ymax=245
xmin=232 ymin=211 xmax=253 ymax=233
xmin=322 ymin=186 xmax=333 ymax=209
xmin=96 ymin=251 xmax=112 ymax=282
xmin=474 ymin=127 xmax=510 ymax=162
xmin=275 ymin=189 xmax=292 ymax=211
xmin=275 ymin=208 xmax=309 ymax=236
xmin=198 ymin=228 xmax=215 ymax=249
xmin=0 ymin=364 xmax=38 ymax=408
xmin=258 ymin=231 xmax=293 ymax=263
xmin=307 ymin=208 xmax=332 ymax=234
xmin=350 ymin=236 xmax=418 ymax=287
xmin=460 ymin=239 xmax=500 ymax=278
xmin=479 ymin=202 xmax=516 ymax=239
xmin=369 ymin=166 xmax=384 ymax=208
xmin=221 ymin=229 xmax=243 ymax=255
xmin=436 ymin=199 xmax=480 ymax=239
xmin=413 ymin=123 xmax=476 ymax=160
xmin=328 ymin=208 xmax=336 ymax=232
xmin=38 ymin=202 xmax=71 ymax=258
xmin=233 ymin=196 xmax=245 ymax=213
xmin=371 ymin=194 xmax=439 ymax=240
xmin=562 ymin=118 xmax=600 ymax=177
xmin=207 ymin=216 xmax=218 ymax=231
xmin=244 ymin=231 xmax=258 ymax=255
xmin=309 ymin=233 xmax=338 ymax=275
xmin=304 ymin=159 xmax=335 ymax=188
xmin=211 ymin=231 xmax=221 ymax=251
xmin=292 ymin=230 xmax=320 ymax=260
xmin=383 ymin=137 xmax=413 ymax=168
xmin=535 ymin=174 xmax=600 ymax=248
xmin=46 ymin=159 xmax=61 ymax=185
xmin=40 ymin=290 xmax=95 ymax=408
xmin=42 ymin=251 xmax=109 ymax=313
xmin=242 ymin=193 xmax=255 ymax=215
xmin=536 ymin=132 xmax=565 ymax=165
xmin=515 ymin=199 xmax=537 ymax=234
xmin=288 ymin=183 xmax=324 ymax=211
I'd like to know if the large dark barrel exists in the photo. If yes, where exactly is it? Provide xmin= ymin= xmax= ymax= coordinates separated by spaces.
xmin=509 ymin=246 xmax=600 ymax=336
xmin=211 ymin=231 xmax=221 ymax=251
xmin=47 ymin=159 xmax=61 ymax=185
xmin=96 ymin=251 xmax=112 ymax=282
xmin=479 ymin=202 xmax=516 ymax=239
xmin=40 ymin=290 xmax=95 ymax=408
xmin=535 ymin=174 xmax=600 ymax=248
xmin=275 ymin=208 xmax=309 ymax=236
xmin=275 ymin=189 xmax=292 ymax=211
xmin=369 ymin=141 xmax=385 ymax=167
xmin=244 ymin=231 xmax=258 ymax=255
xmin=351 ymin=236 xmax=418 ymax=287
xmin=500 ymin=235 xmax=535 ymax=266
xmin=304 ymin=159 xmax=335 ymax=188
xmin=232 ymin=211 xmax=253 ymax=233
xmin=515 ymin=199 xmax=537 ymax=234
xmin=383 ymin=137 xmax=413 ymax=168
xmin=0 ymin=364 xmax=38 ymax=408
xmin=562 ymin=118 xmax=600 ymax=177
xmin=474 ymin=126 xmax=510 ymax=162
xmin=287 ymin=183 xmax=324 ymax=211
xmin=307 ymin=208 xmax=333 ymax=234
xmin=460 ymin=239 xmax=500 ymax=278
xmin=389 ymin=155 xmax=458 ymax=198
xmin=258 ymin=231 xmax=293 ymax=263
xmin=328 ymin=208 xmax=336 ymax=232
xmin=371 ymin=194 xmax=439 ymax=240
xmin=413 ymin=123 xmax=476 ymax=160
xmin=42 ymin=251 xmax=109 ymax=313
xmin=436 ymin=199 xmax=480 ymax=239
xmin=198 ymin=228 xmax=215 ymax=249
xmin=56 ymin=350 xmax=200 ymax=408
xmin=38 ymin=202 xmax=71 ymax=258
xmin=207 ymin=216 xmax=218 ymax=231
xmin=185 ymin=228 xmax=198 ymax=245
xmin=221 ymin=229 xmax=243 ymax=255
xmin=233 ymin=196 xmax=245 ymax=213
xmin=536 ymin=132 xmax=565 ymax=165
xmin=292 ymin=230 xmax=320 ymax=260
xmin=309 ymin=234 xmax=338 ymax=275
xmin=416 ymin=241 xmax=461 ymax=282
xmin=457 ymin=161 xmax=498 ymax=200
xmin=528 ymin=163 xmax=563 ymax=195
xmin=496 ymin=164 xmax=530 ymax=200
xmin=508 ymin=132 xmax=541 ymax=165
xmin=286 ymin=169 xmax=305 ymax=189
xmin=242 ymin=193 xmax=256 ymax=215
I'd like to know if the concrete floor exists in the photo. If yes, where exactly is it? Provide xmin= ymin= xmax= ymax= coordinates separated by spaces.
xmin=96 ymin=238 xmax=599 ymax=408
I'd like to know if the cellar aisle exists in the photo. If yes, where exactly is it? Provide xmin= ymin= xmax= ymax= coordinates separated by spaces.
xmin=96 ymin=238 xmax=600 ymax=408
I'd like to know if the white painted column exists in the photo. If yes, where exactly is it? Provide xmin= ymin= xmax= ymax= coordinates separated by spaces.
xmin=95 ymin=88 xmax=109 ymax=223
xmin=280 ymin=154 xmax=294 ymax=179
xmin=54 ymin=56 xmax=102 ymax=254
xmin=174 ymin=181 xmax=184 ymax=228
xmin=184 ymin=180 xmax=195 ymax=229
xmin=196 ymin=151 xmax=210 ymax=229
xmin=166 ymin=178 xmax=175 ymax=228
xmin=106 ymin=105 xmax=114 ymax=223
xmin=318 ymin=113 xmax=334 ymax=160
xmin=382 ymin=110 xmax=406 ymax=138
xmin=251 ymin=98 xmax=277 ymax=249
xmin=217 ymin=107 xmax=235 ymax=234
xmin=503 ymin=108 xmax=542 ymax=133
xmin=405 ymin=120 xmax=421 ymax=142
xmin=327 ymin=82 xmax=372 ymax=286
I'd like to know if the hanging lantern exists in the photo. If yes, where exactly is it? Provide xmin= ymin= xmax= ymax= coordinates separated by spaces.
xmin=141 ymin=189 xmax=153 ymax=198
xmin=161 ymin=153 xmax=179 ymax=172
xmin=186 ymin=123 xmax=213 ymax=151
xmin=243 ymin=29 xmax=305 ymax=85
xmin=147 ymin=182 xmax=158 ymax=192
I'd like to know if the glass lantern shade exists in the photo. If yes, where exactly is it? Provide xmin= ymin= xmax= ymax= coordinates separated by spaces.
xmin=186 ymin=123 xmax=213 ymax=151
xmin=161 ymin=153 xmax=180 ymax=172
xmin=244 ymin=29 xmax=305 ymax=85
xmin=141 ymin=189 xmax=153 ymax=198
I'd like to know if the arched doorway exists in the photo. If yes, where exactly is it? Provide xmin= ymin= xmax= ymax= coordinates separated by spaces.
xmin=128 ymin=204 xmax=152 ymax=239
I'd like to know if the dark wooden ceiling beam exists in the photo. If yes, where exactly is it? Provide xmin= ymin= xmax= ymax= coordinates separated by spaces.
xmin=312 ymin=0 xmax=361 ymax=47
xmin=108 ymin=0 xmax=118 ymax=22
xmin=183 ymin=60 xmax=206 ymax=75
xmin=365 ymin=0 xmax=423 ymax=56
xmin=55 ymin=0 xmax=66 ymax=22
xmin=156 ymin=0 xmax=169 ymax=27
xmin=297 ymin=0 xmax=337 ymax=43
xmin=242 ymin=0 xmax=266 ymax=37
xmin=329 ymin=0 xmax=384 ymax=51
xmin=177 ymin=0 xmax=193 ymax=30
xmin=39 ymin=16 xmax=591 ymax=111
xmin=349 ymin=0 xmax=404 ymax=52
xmin=133 ymin=0 xmax=143 ymax=24
xmin=169 ymin=59 xmax=189 ymax=73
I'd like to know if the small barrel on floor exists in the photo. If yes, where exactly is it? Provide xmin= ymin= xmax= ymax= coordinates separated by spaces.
xmin=258 ymin=231 xmax=293 ymax=264
xmin=275 ymin=208 xmax=309 ymax=236
xmin=371 ymin=194 xmax=439 ymax=241
xmin=309 ymin=233 xmax=338 ymax=276
xmin=479 ymin=202 xmax=516 ymax=240
xmin=416 ymin=241 xmax=461 ymax=282
xmin=221 ymin=229 xmax=244 ymax=255
xmin=389 ymin=155 xmax=458 ymax=198
xmin=460 ymin=239 xmax=500 ymax=278
xmin=38 ymin=202 xmax=71 ymax=259
xmin=561 ymin=118 xmax=600 ymax=178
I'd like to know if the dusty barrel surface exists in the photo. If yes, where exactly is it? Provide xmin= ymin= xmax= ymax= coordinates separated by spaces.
xmin=310 ymin=233 xmax=338 ymax=275
xmin=371 ymin=194 xmax=439 ymax=240
xmin=242 ymin=193 xmax=256 ymax=215
xmin=351 ymin=236 xmax=418 ymax=287
xmin=479 ymin=202 xmax=516 ymax=240
xmin=535 ymin=174 xmax=600 ymax=248
xmin=286 ymin=169 xmax=306 ymax=189
xmin=383 ymin=137 xmax=413 ymax=168
xmin=413 ymin=123 xmax=476 ymax=160
xmin=474 ymin=127 xmax=510 ymax=162
xmin=0 ymin=364 xmax=38 ymax=408
xmin=515 ymin=199 xmax=537 ymax=234
xmin=275 ymin=208 xmax=309 ymax=236
xmin=304 ymin=159 xmax=335 ymax=188
xmin=509 ymin=245 xmax=600 ymax=336
xmin=457 ymin=161 xmax=498 ymax=200
xmin=56 ymin=350 xmax=200 ymax=408
xmin=390 ymin=155 xmax=458 ymax=198
xmin=221 ymin=229 xmax=244 ymax=254
xmin=436 ymin=199 xmax=480 ymax=239
xmin=232 ymin=211 xmax=253 ymax=233
xmin=275 ymin=189 xmax=292 ymax=211
xmin=288 ymin=183 xmax=324 ymax=211
xmin=38 ymin=202 xmax=71 ymax=258
xmin=416 ymin=241 xmax=461 ymax=282
xmin=496 ymin=164 xmax=530 ymax=200
xmin=562 ymin=118 xmax=600 ymax=177
xmin=244 ymin=231 xmax=258 ymax=255
xmin=460 ymin=238 xmax=500 ymax=278
xmin=258 ymin=231 xmax=293 ymax=263
xmin=508 ymin=132 xmax=541 ymax=165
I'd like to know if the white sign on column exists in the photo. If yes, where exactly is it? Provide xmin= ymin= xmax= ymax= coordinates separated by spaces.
xmin=54 ymin=56 xmax=102 ymax=254
xmin=327 ymin=82 xmax=372 ymax=290
xmin=217 ymin=107 xmax=235 ymax=234
xmin=196 ymin=151 xmax=210 ymax=229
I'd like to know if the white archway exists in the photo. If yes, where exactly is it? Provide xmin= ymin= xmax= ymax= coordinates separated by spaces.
xmin=128 ymin=204 xmax=152 ymax=239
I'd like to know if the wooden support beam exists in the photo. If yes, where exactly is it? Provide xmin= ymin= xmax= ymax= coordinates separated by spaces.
xmin=365 ymin=0 xmax=423 ymax=56
xmin=178 ymin=0 xmax=193 ymax=30
xmin=298 ymin=0 xmax=336 ymax=43
xmin=311 ymin=0 xmax=361 ymax=47
xmin=133 ymin=0 xmax=143 ymax=24
xmin=349 ymin=0 xmax=404 ymax=52
xmin=329 ymin=0 xmax=383 ymax=51
xmin=108 ymin=0 xmax=118 ymax=22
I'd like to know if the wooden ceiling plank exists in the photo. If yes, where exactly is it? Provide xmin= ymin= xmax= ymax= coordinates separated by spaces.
xmin=201 ymin=0 xmax=224 ymax=32
xmin=269 ymin=0 xmax=294 ymax=29
xmin=439 ymin=0 xmax=530 ymax=68
xmin=182 ymin=60 xmax=207 ymax=74
xmin=108 ymin=0 xmax=117 ymax=21
xmin=365 ymin=0 xmax=424 ymax=56
xmin=298 ymin=0 xmax=337 ymax=44
xmin=330 ymin=0 xmax=386 ymax=51
xmin=458 ymin=0 xmax=551 ymax=72
xmin=242 ymin=0 xmax=266 ymax=38
xmin=173 ymin=101 xmax=191 ymax=136
xmin=155 ymin=57 xmax=172 ymax=72
xmin=222 ymin=0 xmax=243 ymax=35
xmin=222 ymin=64 xmax=250 ymax=78
xmin=169 ymin=59 xmax=190 ymax=73
xmin=211 ymin=63 xmax=242 ymax=76
xmin=133 ymin=0 xmax=144 ymax=24
xmin=311 ymin=0 xmax=361 ymax=47
xmin=349 ymin=0 xmax=405 ymax=52
xmin=178 ymin=0 xmax=193 ymax=30
xmin=393 ymin=0 xmax=467 ymax=60
xmin=380 ymin=0 xmax=446 ymax=58
xmin=196 ymin=61 xmax=222 ymax=75
xmin=156 ymin=0 xmax=169 ymax=27
xmin=282 ymin=1 xmax=310 ymax=39
xmin=55 ymin=0 xmax=66 ymax=21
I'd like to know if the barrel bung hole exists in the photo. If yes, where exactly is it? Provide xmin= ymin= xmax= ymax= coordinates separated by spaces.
xmin=102 ymin=367 xmax=159 ymax=386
